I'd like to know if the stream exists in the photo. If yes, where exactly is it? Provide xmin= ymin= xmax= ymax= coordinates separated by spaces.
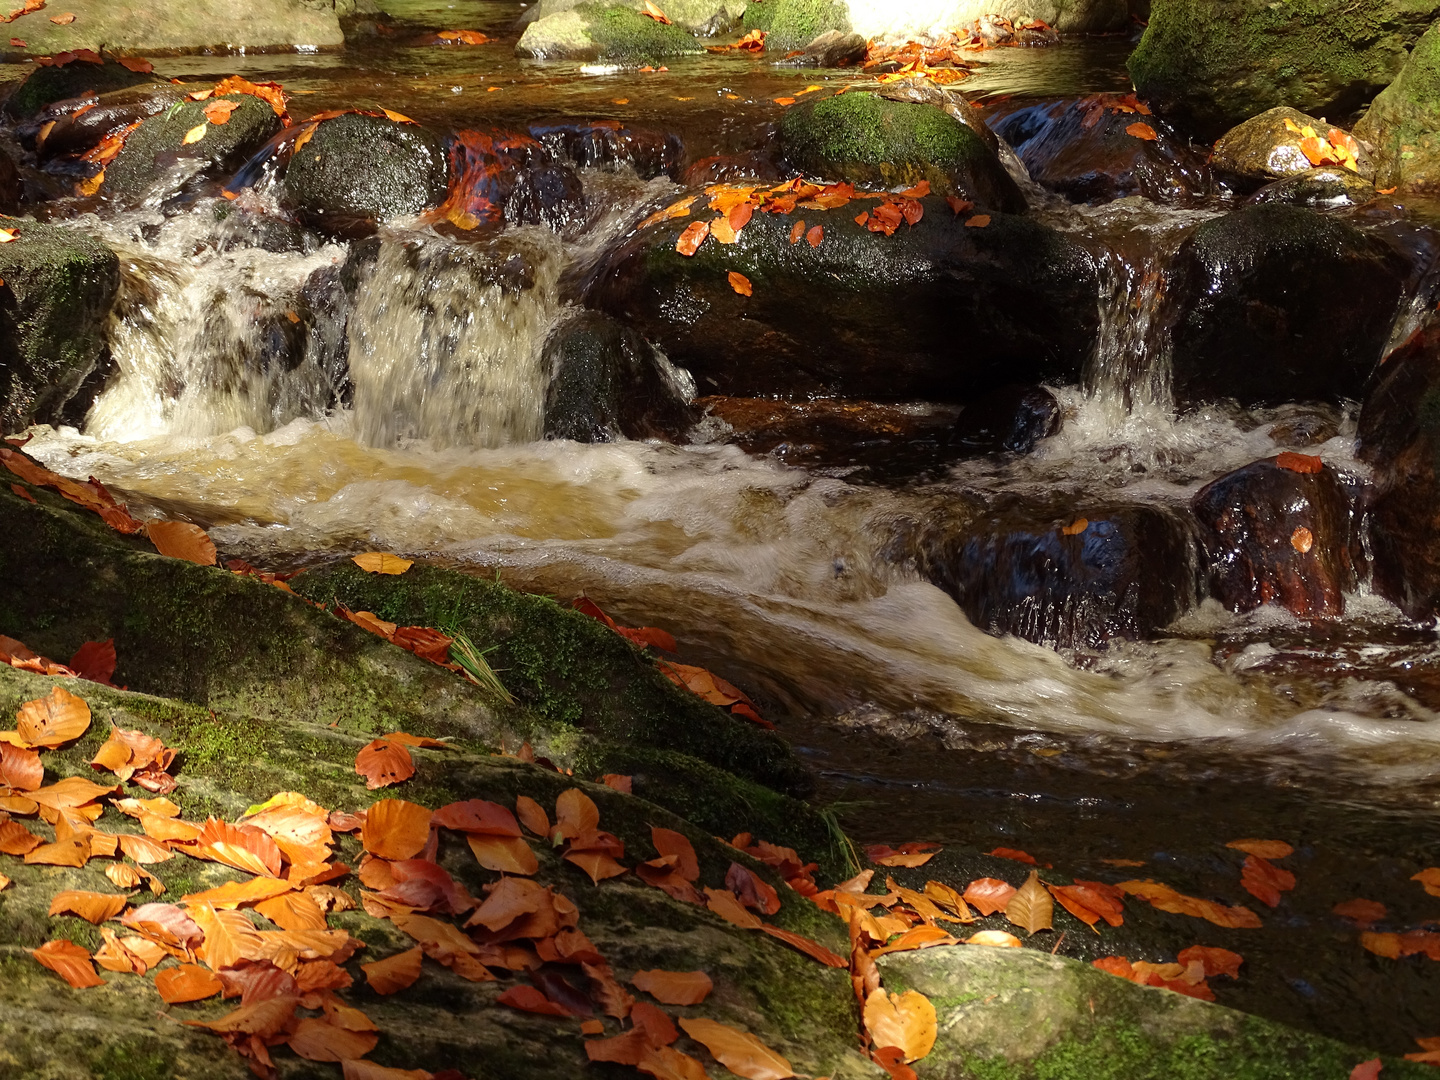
xmin=10 ymin=0 xmax=1440 ymax=1055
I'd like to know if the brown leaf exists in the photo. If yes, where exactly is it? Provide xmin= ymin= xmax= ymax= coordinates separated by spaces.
xmin=498 ymin=984 xmax=572 ymax=1016
xmin=638 ymin=1044 xmax=711 ymax=1080
xmin=680 ymin=1016 xmax=794 ymax=1079
xmin=0 ymin=740 xmax=41 ymax=790
xmin=1047 ymin=880 xmax=1124 ymax=930
xmin=16 ymin=686 xmax=91 ymax=747
xmin=69 ymin=639 xmax=116 ymax=684
xmin=727 ymin=863 xmax=781 ymax=914
xmin=869 ymin=926 xmax=959 ymax=956
xmin=1333 ymin=898 xmax=1386 ymax=928
xmin=147 ymin=520 xmax=216 ymax=565
xmin=32 ymin=938 xmax=105 ymax=987
xmin=355 ymin=739 xmax=415 ymax=790
xmin=1226 ymin=838 xmax=1294 ymax=859
xmin=1126 ymin=121 xmax=1158 ymax=141
xmin=360 ymin=799 xmax=433 ymax=860
xmin=0 ymin=817 xmax=41 ymax=855
xmin=288 ymin=1017 xmax=380 ymax=1062
xmin=676 ymin=220 xmax=710 ymax=256
xmin=650 ymin=827 xmax=700 ymax=881
xmin=964 ymin=214 xmax=991 ymax=228
xmin=1177 ymin=945 xmax=1243 ymax=979
xmin=705 ymin=886 xmax=763 ymax=929
xmin=255 ymin=890 xmax=328 ymax=932
xmin=759 ymin=924 xmax=848 ymax=967
xmin=184 ymin=995 xmax=299 ymax=1037
xmin=155 ymin=963 xmax=223 ymax=1003
xmin=1116 ymin=880 xmax=1262 ymax=928
xmin=1240 ymin=855 xmax=1295 ymax=908
xmin=806 ymin=225 xmax=824 ymax=247
xmin=352 ymin=552 xmax=413 ymax=575
xmin=789 ymin=219 xmax=806 ymax=244
xmin=361 ymin=945 xmax=424 ymax=995
xmin=863 ymin=987 xmax=937 ymax=1064
xmin=728 ymin=271 xmax=753 ymax=297
xmin=963 ymin=877 xmax=1017 ymax=916
xmin=48 ymin=890 xmax=127 ymax=923
xmin=48 ymin=11 xmax=74 ymax=23
xmin=631 ymin=968 xmax=713 ymax=1005
xmin=1005 ymin=870 xmax=1054 ymax=935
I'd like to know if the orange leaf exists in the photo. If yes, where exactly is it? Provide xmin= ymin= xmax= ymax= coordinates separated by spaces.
xmin=1276 ymin=452 xmax=1323 ymax=475
xmin=32 ymin=938 xmax=104 ymax=987
xmin=565 ymin=849 xmax=627 ymax=884
xmin=651 ymin=827 xmax=700 ymax=882
xmin=726 ymin=863 xmax=779 ymax=914
xmin=202 ymin=99 xmax=239 ymax=125
xmin=1333 ymin=898 xmax=1386 ymax=928
xmin=1291 ymin=526 xmax=1314 ymax=553
xmin=1047 ymin=881 xmax=1124 ymax=930
xmin=0 ymin=818 xmax=41 ymax=855
xmin=355 ymin=738 xmax=415 ymax=790
xmin=190 ymin=817 xmax=284 ymax=877
xmin=806 ymin=225 xmax=823 ymax=247
xmin=432 ymin=799 xmax=520 ymax=836
xmin=866 ymin=843 xmax=941 ymax=869
xmin=789 ymin=220 xmax=806 ymax=244
xmin=49 ymin=12 xmax=74 ymax=23
xmin=362 ymin=945 xmax=424 ymax=994
xmin=963 ymin=878 xmax=1016 ymax=916
xmin=678 ymin=1017 xmax=794 ymax=1079
xmin=553 ymin=788 xmax=599 ymax=842
xmin=965 ymin=214 xmax=991 ymax=228
xmin=155 ymin=963 xmax=223 ymax=1003
xmin=1177 ymin=945 xmax=1243 ymax=979
xmin=516 ymin=795 xmax=550 ymax=837
xmin=147 ymin=521 xmax=216 ymax=565
xmin=870 ymin=926 xmax=959 ymax=956
xmin=1126 ymin=121 xmax=1158 ymax=141
xmin=1226 ymin=839 xmax=1294 ymax=859
xmin=69 ymin=639 xmax=116 ymax=684
xmin=16 ymin=686 xmax=91 ymax=747
xmin=1412 ymin=868 xmax=1440 ymax=897
xmin=256 ymin=890 xmax=328 ymax=932
xmin=190 ymin=903 xmax=263 ymax=971
xmin=48 ymin=890 xmax=127 ymax=923
xmin=966 ymin=929 xmax=1022 ymax=947
xmin=1117 ymin=880 xmax=1262 ymax=928
xmin=288 ymin=1016 xmax=379 ymax=1062
xmin=632 ymin=969 xmax=712 ymax=1005
xmin=642 ymin=0 xmax=671 ymax=23
xmin=0 ymin=741 xmax=41 ymax=790
xmin=352 ymin=552 xmax=413 ymax=575
xmin=467 ymin=833 xmax=539 ymax=875
xmin=990 ymin=847 xmax=1038 ymax=865
xmin=1240 ymin=855 xmax=1295 ymax=908
xmin=759 ymin=923 xmax=847 ymax=967
xmin=498 ymin=984 xmax=573 ymax=1016
xmin=360 ymin=799 xmax=433 ymax=860
xmin=182 ymin=877 xmax=295 ymax=909
xmin=676 ymin=220 xmax=710 ymax=256
xmin=863 ymin=987 xmax=937 ymax=1064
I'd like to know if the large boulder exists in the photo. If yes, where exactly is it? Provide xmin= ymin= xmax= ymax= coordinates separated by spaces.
xmin=1163 ymin=204 xmax=1410 ymax=407
xmin=1126 ymin=0 xmax=1440 ymax=140
xmin=779 ymin=91 xmax=1026 ymax=211
xmin=0 ymin=216 xmax=119 ymax=434
xmin=741 ymin=0 xmax=850 ymax=50
xmin=281 ymin=112 xmax=449 ymax=234
xmin=521 ymin=0 xmax=746 ymax=34
xmin=2 ymin=58 xmax=161 ymax=121
xmin=99 ymin=93 xmax=283 ymax=206
xmin=1354 ymin=21 xmax=1440 ymax=192
xmin=989 ymin=94 xmax=1213 ymax=206
xmin=585 ymin=194 xmax=1100 ymax=401
xmin=1212 ymin=106 xmax=1375 ymax=186
xmin=0 ymin=0 xmax=344 ymax=61
xmin=517 ymin=3 xmax=708 ymax=61
xmin=1191 ymin=455 xmax=1356 ymax=617
xmin=1245 ymin=166 xmax=1378 ymax=208
xmin=1357 ymin=316 xmax=1440 ymax=619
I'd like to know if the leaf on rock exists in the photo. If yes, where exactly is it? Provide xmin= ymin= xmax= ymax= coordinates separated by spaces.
xmin=1413 ymin=868 xmax=1440 ymax=897
xmin=631 ymin=969 xmax=712 ymax=1005
xmin=866 ymin=842 xmax=941 ymax=868
xmin=155 ymin=963 xmax=223 ymax=1003
xmin=965 ymin=214 xmax=991 ymax=228
xmin=553 ymin=788 xmax=599 ymax=842
xmin=1333 ymin=898 xmax=1386 ymax=928
xmin=863 ymin=988 xmax=937 ymax=1064
xmin=0 ymin=817 xmax=41 ymax=855
xmin=1177 ymin=945 xmax=1243 ymax=979
xmin=1118 ymin=880 xmax=1262 ymax=928
xmin=1002 ymin=870 xmax=1053 ymax=935
xmin=467 ymin=833 xmax=539 ymax=875
xmin=48 ymin=890 xmax=127 ymax=923
xmin=676 ymin=220 xmax=710 ymax=256
xmin=32 ymin=938 xmax=105 ymax=987
xmin=726 ymin=862 xmax=780 ymax=914
xmin=352 ymin=552 xmax=413 ymax=575
xmin=360 ymin=799 xmax=433 ymax=860
xmin=287 ymin=1016 xmax=380 ymax=1063
xmin=355 ymin=738 xmax=415 ymax=790
xmin=1240 ymin=855 xmax=1295 ymax=908
xmin=191 ymin=902 xmax=264 ymax=972
xmin=869 ymin=926 xmax=959 ymax=956
xmin=69 ymin=639 xmax=116 ymax=685
xmin=498 ymin=984 xmax=573 ymax=1016
xmin=1126 ymin=121 xmax=1158 ymax=141
xmin=1226 ymin=839 xmax=1294 ymax=860
xmin=16 ymin=686 xmax=91 ymax=747
xmin=0 ymin=741 xmax=41 ymax=790
xmin=361 ymin=945 xmax=424 ymax=995
xmin=962 ymin=877 xmax=1016 ymax=917
xmin=705 ymin=886 xmax=763 ymax=929
xmin=759 ymin=924 xmax=848 ymax=967
xmin=1276 ymin=452 xmax=1323 ymax=475
xmin=190 ymin=817 xmax=285 ymax=877
xmin=147 ymin=520 xmax=216 ymax=565
xmin=678 ymin=1017 xmax=795 ymax=1079
xmin=1047 ymin=880 xmax=1124 ymax=931
xmin=202 ymin=99 xmax=239 ymax=125
xmin=728 ymin=271 xmax=753 ymax=296
xmin=966 ymin=930 xmax=1022 ymax=948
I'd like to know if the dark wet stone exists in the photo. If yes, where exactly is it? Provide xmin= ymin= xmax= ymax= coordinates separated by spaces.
xmin=775 ymin=29 xmax=867 ymax=67
xmin=1212 ymin=107 xmax=1375 ymax=186
xmin=3 ymin=59 xmax=159 ymax=121
xmin=0 ymin=215 xmax=119 ymax=433
xmin=542 ymin=310 xmax=696 ymax=442
xmin=903 ymin=499 xmax=1203 ymax=648
xmin=430 ymin=131 xmax=586 ymax=235
xmin=1355 ymin=21 xmax=1440 ymax=192
xmin=1165 ymin=204 xmax=1410 ymax=407
xmin=1192 ymin=456 xmax=1355 ymax=617
xmin=1245 ymin=167 xmax=1378 ymax=208
xmin=530 ymin=121 xmax=682 ymax=180
xmin=951 ymin=384 xmax=1061 ymax=453
xmin=282 ymin=112 xmax=449 ymax=234
xmin=0 ymin=152 xmax=20 ymax=216
xmin=585 ymin=195 xmax=1099 ymax=401
xmin=102 ymin=93 xmax=282 ymax=206
xmin=1357 ymin=316 xmax=1440 ymax=619
xmin=24 ymin=84 xmax=185 ymax=162
xmin=680 ymin=151 xmax=787 ymax=186
xmin=1267 ymin=405 xmax=1342 ymax=447
xmin=989 ymin=94 xmax=1212 ymax=206
xmin=779 ymin=91 xmax=1026 ymax=212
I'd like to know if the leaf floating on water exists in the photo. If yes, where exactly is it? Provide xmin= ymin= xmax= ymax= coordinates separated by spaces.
xmin=352 ymin=552 xmax=413 ymax=575
xmin=1226 ymin=839 xmax=1295 ymax=860
xmin=1117 ymin=879 xmax=1262 ymax=928
xmin=1240 ymin=854 xmax=1295 ymax=908
xmin=678 ymin=1017 xmax=794 ymax=1079
xmin=1333 ymin=898 xmax=1386 ymax=928
xmin=1412 ymin=868 xmax=1440 ymax=897
xmin=728 ymin=271 xmax=752 ymax=296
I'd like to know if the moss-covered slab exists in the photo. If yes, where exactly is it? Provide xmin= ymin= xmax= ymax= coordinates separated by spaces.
xmin=741 ymin=0 xmax=851 ymax=51
xmin=0 ymin=216 xmax=119 ymax=434
xmin=524 ymin=0 xmax=746 ymax=35
xmin=878 ymin=945 xmax=1431 ymax=1079
xmin=1354 ymin=21 xmax=1440 ymax=192
xmin=517 ymin=3 xmax=708 ymax=62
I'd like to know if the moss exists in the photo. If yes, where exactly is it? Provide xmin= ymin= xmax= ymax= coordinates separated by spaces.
xmin=580 ymin=3 xmax=706 ymax=60
xmin=741 ymin=0 xmax=850 ymax=51
xmin=1354 ymin=23 xmax=1440 ymax=189
xmin=3 ymin=61 xmax=157 ymax=120
xmin=86 ymin=1040 xmax=175 ymax=1080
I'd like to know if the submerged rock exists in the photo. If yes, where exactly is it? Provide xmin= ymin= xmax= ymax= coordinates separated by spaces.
xmin=1354 ymin=22 xmax=1440 ymax=193
xmin=1245 ymin=167 xmax=1378 ymax=208
xmin=100 ymin=93 xmax=282 ymax=206
xmin=586 ymin=195 xmax=1099 ymax=401
xmin=779 ymin=91 xmax=1026 ymax=211
xmin=2 ymin=58 xmax=160 ymax=121
xmin=741 ymin=0 xmax=852 ymax=52
xmin=0 ymin=216 xmax=119 ymax=433
xmin=521 ymin=0 xmax=746 ymax=34
xmin=1192 ymin=455 xmax=1356 ymax=618
xmin=529 ymin=121 xmax=683 ymax=180
xmin=1212 ymin=106 xmax=1375 ymax=186
xmin=542 ymin=309 xmax=697 ymax=442
xmin=775 ymin=29 xmax=868 ymax=67
xmin=1357 ymin=317 xmax=1440 ymax=620
xmin=906 ymin=499 xmax=1202 ymax=648
xmin=1126 ymin=0 xmax=1440 ymax=139
xmin=950 ymin=383 xmax=1062 ymax=454
xmin=517 ymin=3 xmax=708 ymax=61
xmin=989 ymin=94 xmax=1212 ymax=206
xmin=1164 ymin=204 xmax=1410 ymax=407
xmin=281 ymin=111 xmax=449 ymax=234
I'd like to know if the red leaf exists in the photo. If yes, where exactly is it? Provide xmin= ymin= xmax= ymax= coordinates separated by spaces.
xmin=497 ymin=984 xmax=572 ymax=1016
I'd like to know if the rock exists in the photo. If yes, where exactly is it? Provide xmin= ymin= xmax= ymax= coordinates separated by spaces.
xmin=517 ymin=4 xmax=708 ymax=62
xmin=1212 ymin=106 xmax=1375 ymax=186
xmin=2 ymin=58 xmax=160 ymax=121
xmin=775 ymin=28 xmax=868 ymax=66
xmin=281 ymin=111 xmax=449 ymax=234
xmin=1126 ymin=0 xmax=1440 ymax=140
xmin=1267 ymin=404 xmax=1342 ymax=447
xmin=779 ymin=91 xmax=1026 ymax=211
xmin=99 ymin=93 xmax=283 ymax=206
xmin=437 ymin=130 xmax=588 ymax=233
xmin=1357 ymin=316 xmax=1440 ymax=619
xmin=1245 ymin=167 xmax=1378 ymax=208
xmin=542 ymin=309 xmax=697 ymax=442
xmin=878 ymin=946 xmax=1432 ymax=1079
xmin=0 ymin=216 xmax=119 ymax=433
xmin=529 ymin=121 xmax=683 ymax=179
xmin=585 ymin=195 xmax=1099 ymax=401
xmin=0 ymin=0 xmax=344 ymax=62
xmin=951 ymin=384 xmax=1061 ymax=453
xmin=25 ymin=84 xmax=186 ymax=164
xmin=903 ymin=499 xmax=1202 ymax=648
xmin=680 ymin=150 xmax=787 ymax=185
xmin=521 ymin=0 xmax=745 ymax=34
xmin=876 ymin=78 xmax=1001 ymax=158
xmin=845 ymin=0 xmax=1127 ymax=38
xmin=1354 ymin=21 xmax=1440 ymax=192
xmin=1192 ymin=456 xmax=1356 ymax=617
xmin=741 ymin=0 xmax=852 ymax=52
xmin=989 ymin=94 xmax=1212 ymax=206
xmin=1164 ymin=204 xmax=1410 ymax=407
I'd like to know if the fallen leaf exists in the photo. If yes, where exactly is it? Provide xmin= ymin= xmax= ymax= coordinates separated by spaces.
xmin=1126 ymin=121 xmax=1158 ymax=141
xmin=361 ymin=945 xmax=424 ymax=995
xmin=679 ymin=1017 xmax=794 ymax=1079
xmin=869 ymin=926 xmax=958 ymax=956
xmin=1292 ymin=526 xmax=1314 ymax=554
xmin=1240 ymin=855 xmax=1295 ymax=908
xmin=48 ymin=890 xmax=127 ymax=923
xmin=642 ymin=0 xmax=671 ymax=23
xmin=1226 ymin=839 xmax=1294 ymax=860
xmin=632 ymin=969 xmax=712 ymax=1005
xmin=789 ymin=220 xmax=806 ymax=244
xmin=866 ymin=843 xmax=941 ymax=869
xmin=1117 ymin=880 xmax=1262 ymax=928
xmin=1333 ymin=898 xmax=1386 ymax=928
xmin=965 ymin=214 xmax=991 ymax=228
xmin=946 ymin=196 xmax=974 ymax=216
xmin=863 ymin=988 xmax=937 ymax=1064
xmin=181 ymin=122 xmax=208 ymax=146
xmin=16 ymin=686 xmax=91 ymax=748
xmin=48 ymin=11 xmax=72 ymax=23
xmin=759 ymin=924 xmax=847 ymax=967
xmin=1004 ymin=870 xmax=1054 ymax=934
xmin=203 ymin=99 xmax=239 ymax=125
xmin=676 ymin=220 xmax=710 ymax=257
xmin=0 ymin=741 xmax=41 ymax=790
xmin=156 ymin=963 xmax=223 ymax=1003
xmin=32 ymin=938 xmax=105 ymax=987
xmin=288 ymin=1017 xmax=379 ymax=1062
xmin=1276 ymin=452 xmax=1323 ymax=475
xmin=360 ymin=799 xmax=433 ymax=860
xmin=105 ymin=863 xmax=143 ymax=890
xmin=69 ymin=639 xmax=116 ymax=685
xmin=467 ymin=833 xmax=539 ymax=875
xmin=147 ymin=521 xmax=216 ymax=565
xmin=727 ymin=863 xmax=780 ymax=914
xmin=516 ymin=795 xmax=549 ymax=837
xmin=498 ymin=983 xmax=572 ymax=1016
xmin=962 ymin=878 xmax=1017 ymax=917
xmin=352 ymin=552 xmax=413 ymax=575
xmin=355 ymin=739 xmax=415 ymax=790
xmin=966 ymin=929 xmax=1022 ymax=948
xmin=1177 ymin=945 xmax=1243 ymax=979
xmin=1350 ymin=1060 xmax=1383 ymax=1080
xmin=1047 ymin=880 xmax=1124 ymax=930
xmin=806 ymin=225 xmax=823 ymax=248
xmin=1413 ymin=868 xmax=1440 ymax=897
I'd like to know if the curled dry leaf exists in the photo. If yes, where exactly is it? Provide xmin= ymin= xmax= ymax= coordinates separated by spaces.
xmin=632 ymin=968 xmax=713 ymax=1005
xmin=48 ymin=890 xmax=127 ymax=923
xmin=553 ymin=788 xmax=599 ymax=842
xmin=0 ymin=740 xmax=41 ymax=790
xmin=352 ymin=552 xmax=413 ymax=575
xmin=16 ymin=685 xmax=91 ymax=747
xmin=498 ymin=984 xmax=572 ymax=1016
xmin=105 ymin=863 xmax=143 ymax=890
xmin=678 ymin=1017 xmax=794 ymax=1080
xmin=863 ymin=988 xmax=937 ymax=1064
xmin=147 ymin=520 xmax=217 ymax=565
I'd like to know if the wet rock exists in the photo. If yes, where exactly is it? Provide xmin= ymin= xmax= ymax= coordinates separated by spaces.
xmin=989 ymin=94 xmax=1212 ymax=206
xmin=1126 ymin=0 xmax=1440 ymax=139
xmin=437 ymin=130 xmax=588 ymax=234
xmin=0 ymin=151 xmax=20 ymax=215
xmin=1192 ymin=456 xmax=1355 ymax=617
xmin=1165 ymin=204 xmax=1410 ymax=407
xmin=905 ymin=499 xmax=1202 ymax=648
xmin=741 ymin=0 xmax=851 ymax=52
xmin=1212 ymin=107 xmax=1375 ymax=186
xmin=1267 ymin=405 xmax=1342 ymax=447
xmin=951 ymin=384 xmax=1061 ymax=453
xmin=779 ymin=91 xmax=1026 ymax=211
xmin=876 ymin=78 xmax=1001 ymax=158
xmin=586 ymin=195 xmax=1099 ymax=401
xmin=1357 ymin=316 xmax=1440 ymax=619
xmin=1354 ymin=22 xmax=1440 ymax=193
xmin=844 ymin=0 xmax=1126 ymax=38
xmin=542 ymin=309 xmax=697 ymax=442
xmin=281 ymin=111 xmax=449 ymax=235
xmin=521 ymin=0 xmax=745 ymax=34
xmin=680 ymin=150 xmax=787 ymax=185
xmin=775 ymin=29 xmax=868 ymax=67
xmin=0 ymin=0 xmax=343 ymax=62
xmin=0 ymin=215 xmax=120 ymax=433
xmin=25 ymin=84 xmax=186 ymax=164
xmin=1245 ymin=167 xmax=1378 ymax=208
xmin=2 ymin=58 xmax=160 ymax=121
xmin=100 ymin=93 xmax=283 ymax=206
xmin=517 ymin=4 xmax=708 ymax=62
xmin=529 ymin=120 xmax=683 ymax=180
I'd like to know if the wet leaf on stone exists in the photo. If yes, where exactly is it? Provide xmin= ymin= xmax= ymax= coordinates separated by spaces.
xmin=679 ymin=1016 xmax=794 ymax=1079
xmin=352 ymin=552 xmax=413 ymax=575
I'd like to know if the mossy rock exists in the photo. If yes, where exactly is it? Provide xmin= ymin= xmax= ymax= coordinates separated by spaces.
xmin=741 ymin=0 xmax=851 ymax=52
xmin=0 ymin=215 xmax=119 ymax=434
xmin=1212 ymin=106 xmax=1374 ymax=185
xmin=523 ymin=0 xmax=745 ymax=34
xmin=101 ymin=94 xmax=282 ymax=205
xmin=281 ymin=111 xmax=448 ymax=233
xmin=1126 ymin=0 xmax=1440 ymax=139
xmin=1354 ymin=21 xmax=1440 ymax=192
xmin=779 ymin=91 xmax=1026 ymax=211
xmin=516 ymin=3 xmax=708 ymax=62
xmin=2 ymin=59 xmax=159 ymax=121
xmin=1245 ymin=166 xmax=1377 ymax=207
xmin=879 ymin=946 xmax=1432 ymax=1079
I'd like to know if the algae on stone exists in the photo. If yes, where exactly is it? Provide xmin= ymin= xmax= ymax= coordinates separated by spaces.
xmin=1354 ymin=21 xmax=1440 ymax=191
xmin=741 ymin=0 xmax=851 ymax=52
xmin=517 ymin=3 xmax=708 ymax=61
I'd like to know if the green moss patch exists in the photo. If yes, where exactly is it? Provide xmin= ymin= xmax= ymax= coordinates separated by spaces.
xmin=741 ymin=0 xmax=850 ymax=51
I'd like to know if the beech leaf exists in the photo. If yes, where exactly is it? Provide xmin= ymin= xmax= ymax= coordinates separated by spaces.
xmin=1005 ymin=870 xmax=1054 ymax=935
xmin=678 ymin=1017 xmax=794 ymax=1079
